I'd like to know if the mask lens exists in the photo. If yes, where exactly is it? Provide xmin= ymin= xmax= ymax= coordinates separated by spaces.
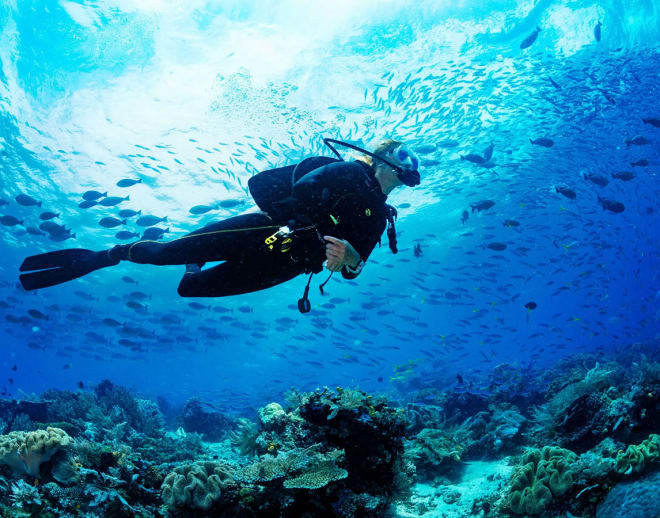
xmin=396 ymin=146 xmax=420 ymax=171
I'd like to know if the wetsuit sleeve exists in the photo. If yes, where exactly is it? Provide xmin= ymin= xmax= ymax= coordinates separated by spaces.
xmin=341 ymin=264 xmax=362 ymax=280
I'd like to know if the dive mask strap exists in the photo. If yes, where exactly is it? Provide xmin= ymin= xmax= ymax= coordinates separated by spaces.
xmin=323 ymin=138 xmax=421 ymax=187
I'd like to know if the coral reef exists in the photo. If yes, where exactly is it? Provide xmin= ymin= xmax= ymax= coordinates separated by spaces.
xmin=297 ymin=387 xmax=412 ymax=503
xmin=0 ymin=400 xmax=48 ymax=434
xmin=500 ymin=432 xmax=660 ymax=516
xmin=0 ymin=348 xmax=656 ymax=518
xmin=181 ymin=397 xmax=234 ymax=441
xmin=257 ymin=402 xmax=287 ymax=431
xmin=217 ymin=387 xmax=412 ymax=517
xmin=8 ymin=478 xmax=42 ymax=510
xmin=235 ymin=444 xmax=347 ymax=489
xmin=597 ymin=469 xmax=660 ymax=518
xmin=407 ymin=428 xmax=464 ymax=483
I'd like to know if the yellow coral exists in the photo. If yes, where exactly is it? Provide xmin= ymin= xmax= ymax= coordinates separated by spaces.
xmin=615 ymin=434 xmax=660 ymax=475
xmin=507 ymin=446 xmax=578 ymax=515
xmin=0 ymin=427 xmax=72 ymax=477
xmin=161 ymin=461 xmax=235 ymax=510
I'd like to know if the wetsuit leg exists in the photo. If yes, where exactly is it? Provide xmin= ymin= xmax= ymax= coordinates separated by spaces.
xmin=126 ymin=213 xmax=278 ymax=265
xmin=177 ymin=252 xmax=304 ymax=297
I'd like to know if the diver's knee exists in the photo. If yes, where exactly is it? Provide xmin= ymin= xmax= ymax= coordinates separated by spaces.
xmin=177 ymin=276 xmax=196 ymax=297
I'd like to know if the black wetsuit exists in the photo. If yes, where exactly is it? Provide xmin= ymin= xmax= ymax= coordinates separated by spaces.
xmin=124 ymin=158 xmax=389 ymax=297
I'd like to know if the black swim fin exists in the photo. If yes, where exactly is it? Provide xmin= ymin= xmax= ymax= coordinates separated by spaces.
xmin=19 ymin=248 xmax=119 ymax=291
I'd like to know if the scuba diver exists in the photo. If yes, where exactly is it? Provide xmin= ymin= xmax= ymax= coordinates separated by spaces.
xmin=19 ymin=138 xmax=420 ymax=312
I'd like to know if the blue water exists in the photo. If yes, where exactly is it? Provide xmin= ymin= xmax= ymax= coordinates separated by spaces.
xmin=0 ymin=0 xmax=659 ymax=413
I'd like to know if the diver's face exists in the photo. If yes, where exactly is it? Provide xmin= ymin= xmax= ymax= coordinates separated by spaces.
xmin=390 ymin=171 xmax=405 ymax=189
xmin=374 ymin=163 xmax=404 ymax=194
xmin=385 ymin=165 xmax=405 ymax=187
xmin=374 ymin=162 xmax=397 ymax=179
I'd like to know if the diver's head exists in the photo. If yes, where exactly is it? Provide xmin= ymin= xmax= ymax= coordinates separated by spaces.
xmin=360 ymin=139 xmax=421 ymax=195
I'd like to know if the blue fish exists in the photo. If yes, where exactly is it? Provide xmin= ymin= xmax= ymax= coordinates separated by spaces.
xmin=520 ymin=26 xmax=541 ymax=49
xmin=116 ymin=178 xmax=142 ymax=188
xmin=99 ymin=217 xmax=126 ymax=228
xmin=15 ymin=194 xmax=41 ymax=207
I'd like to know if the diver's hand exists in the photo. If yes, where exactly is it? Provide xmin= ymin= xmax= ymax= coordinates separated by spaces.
xmin=324 ymin=236 xmax=360 ymax=272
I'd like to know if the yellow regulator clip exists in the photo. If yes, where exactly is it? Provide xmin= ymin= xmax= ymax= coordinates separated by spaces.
xmin=265 ymin=226 xmax=293 ymax=252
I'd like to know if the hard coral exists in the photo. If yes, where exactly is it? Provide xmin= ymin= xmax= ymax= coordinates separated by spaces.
xmin=41 ymin=389 xmax=96 ymax=423
xmin=257 ymin=402 xmax=286 ymax=431
xmin=93 ymin=379 xmax=147 ymax=433
xmin=0 ymin=426 xmax=72 ymax=476
xmin=9 ymin=479 xmax=42 ymax=509
xmin=547 ymin=362 xmax=617 ymax=417
xmin=165 ymin=388 xmax=411 ymax=517
xmin=597 ymin=469 xmax=660 ymax=518
xmin=298 ymin=388 xmax=410 ymax=501
xmin=134 ymin=399 xmax=165 ymax=436
xmin=235 ymin=444 xmax=346 ymax=489
xmin=282 ymin=460 xmax=348 ymax=490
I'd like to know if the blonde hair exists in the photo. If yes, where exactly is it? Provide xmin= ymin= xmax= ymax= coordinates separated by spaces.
xmin=357 ymin=138 xmax=404 ymax=167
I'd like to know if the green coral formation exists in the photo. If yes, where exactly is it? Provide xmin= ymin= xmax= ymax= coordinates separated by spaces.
xmin=0 ymin=427 xmax=72 ymax=477
xmin=507 ymin=446 xmax=578 ymax=515
xmin=407 ymin=428 xmax=464 ymax=483
xmin=257 ymin=402 xmax=286 ymax=431
xmin=615 ymin=433 xmax=660 ymax=475
xmin=501 ymin=434 xmax=660 ymax=517
xmin=546 ymin=362 xmax=619 ymax=416
xmin=161 ymin=461 xmax=235 ymax=510
xmin=229 ymin=417 xmax=260 ymax=457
